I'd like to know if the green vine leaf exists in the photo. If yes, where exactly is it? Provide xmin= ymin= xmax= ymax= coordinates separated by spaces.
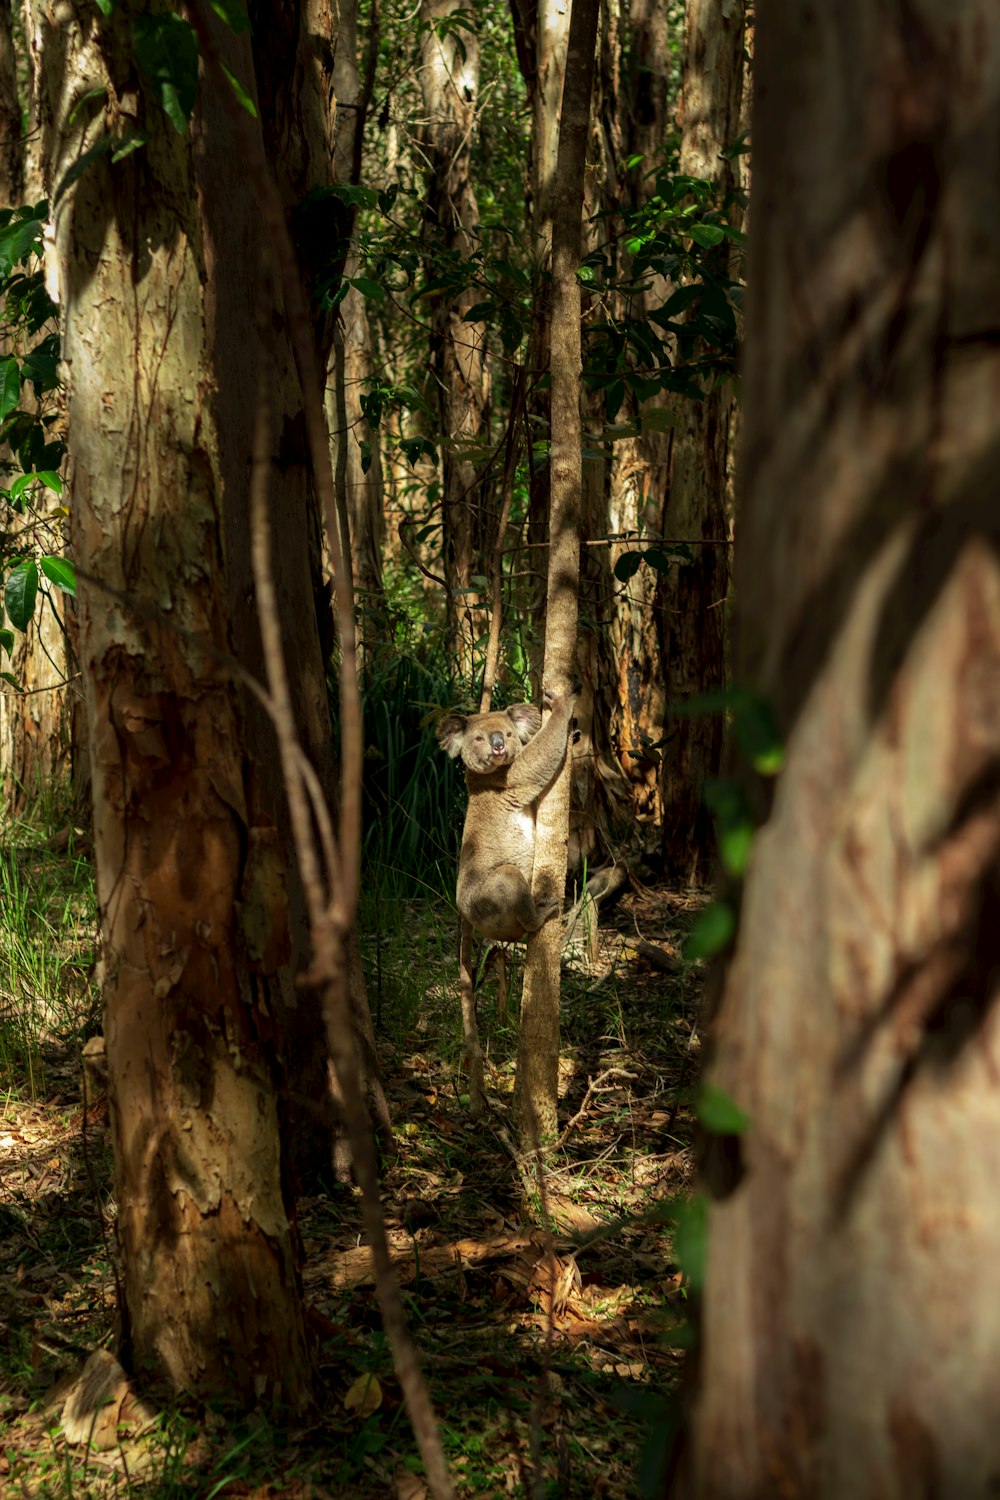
xmin=0 ymin=356 xmax=19 ymax=421
xmin=5 ymin=559 xmax=38 ymax=630
xmin=132 ymin=14 xmax=200 ymax=134
xmin=39 ymin=557 xmax=76 ymax=597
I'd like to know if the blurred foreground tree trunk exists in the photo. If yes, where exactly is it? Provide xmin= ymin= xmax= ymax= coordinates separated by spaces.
xmin=33 ymin=4 xmax=314 ymax=1405
xmin=682 ymin=1 xmax=1000 ymax=1494
xmin=659 ymin=0 xmax=744 ymax=887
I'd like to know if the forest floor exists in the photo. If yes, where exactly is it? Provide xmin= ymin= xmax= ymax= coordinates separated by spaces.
xmin=0 ymin=820 xmax=705 ymax=1499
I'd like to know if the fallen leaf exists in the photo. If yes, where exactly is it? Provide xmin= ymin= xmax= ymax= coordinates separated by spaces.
xmin=344 ymin=1372 xmax=382 ymax=1419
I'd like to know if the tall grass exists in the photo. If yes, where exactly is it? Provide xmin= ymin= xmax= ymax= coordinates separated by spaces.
xmin=356 ymin=654 xmax=467 ymax=898
xmin=0 ymin=807 xmax=98 ymax=1100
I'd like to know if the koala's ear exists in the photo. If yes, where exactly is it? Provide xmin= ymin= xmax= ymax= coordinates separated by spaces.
xmin=437 ymin=713 xmax=469 ymax=758
xmin=505 ymin=703 xmax=542 ymax=743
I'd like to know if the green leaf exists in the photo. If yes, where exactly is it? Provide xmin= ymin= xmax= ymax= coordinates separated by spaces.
xmin=210 ymin=0 xmax=251 ymax=31
xmin=0 ymin=356 xmax=19 ymax=421
xmin=19 ymin=343 xmax=59 ymax=393
xmin=5 ymin=559 xmax=38 ymax=629
xmin=673 ymin=1195 xmax=708 ymax=1291
xmin=110 ymin=129 xmax=151 ymax=163
xmin=734 ymin=696 xmax=785 ymax=775
xmin=696 ymin=1083 xmax=750 ymax=1136
xmin=1 ymin=670 xmax=23 ymax=692
xmin=35 ymin=471 xmax=63 ymax=494
xmin=642 ymin=547 xmax=671 ymax=575
xmin=0 ymin=626 xmax=14 ymax=656
xmin=221 ymin=62 xmax=257 ymax=117
xmin=605 ymin=379 xmax=625 ymax=421
xmin=688 ymin=222 xmax=726 ymax=249
xmin=682 ymin=900 xmax=735 ymax=961
xmin=0 ymin=215 xmax=45 ymax=278
xmin=39 ymin=556 xmax=76 ymax=596
xmin=613 ymin=551 xmax=643 ymax=583
xmin=132 ymin=14 xmax=200 ymax=134
xmin=640 ymin=405 xmax=677 ymax=433
xmin=703 ymin=778 xmax=755 ymax=878
xmin=93 ymin=0 xmax=116 ymax=13
xmin=349 ymin=276 xmax=385 ymax=304
xmin=462 ymin=300 xmax=495 ymax=322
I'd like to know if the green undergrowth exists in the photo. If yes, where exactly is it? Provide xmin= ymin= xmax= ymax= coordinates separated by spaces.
xmin=0 ymin=797 xmax=98 ymax=1100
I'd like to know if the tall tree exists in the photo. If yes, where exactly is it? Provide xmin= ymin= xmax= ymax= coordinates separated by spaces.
xmin=30 ymin=4 xmax=313 ymax=1404
xmin=659 ymin=0 xmax=744 ymax=886
xmin=682 ymin=1 xmax=1000 ymax=1493
xmin=330 ymin=0 xmax=386 ymax=647
xmin=419 ymin=0 xmax=490 ymax=683
xmin=0 ymin=0 xmax=21 ymax=203
xmin=514 ymin=0 xmax=599 ymax=1143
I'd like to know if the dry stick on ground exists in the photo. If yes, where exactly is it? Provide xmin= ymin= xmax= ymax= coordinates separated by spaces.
xmin=190 ymin=7 xmax=455 ymax=1496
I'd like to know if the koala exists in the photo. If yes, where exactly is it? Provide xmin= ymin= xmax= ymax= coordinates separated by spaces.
xmin=437 ymin=682 xmax=579 ymax=942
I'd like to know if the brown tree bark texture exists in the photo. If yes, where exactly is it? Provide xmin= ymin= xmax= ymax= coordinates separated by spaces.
xmin=419 ymin=0 xmax=490 ymax=685
xmin=685 ymin=3 xmax=1000 ymax=1495
xmin=36 ymin=8 xmax=311 ymax=1406
xmin=515 ymin=0 xmax=599 ymax=1143
xmin=660 ymin=0 xmax=743 ymax=887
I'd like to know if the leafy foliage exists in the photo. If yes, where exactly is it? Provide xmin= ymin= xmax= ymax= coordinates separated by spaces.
xmin=0 ymin=203 xmax=73 ymax=660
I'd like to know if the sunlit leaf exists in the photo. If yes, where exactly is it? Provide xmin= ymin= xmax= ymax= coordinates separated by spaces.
xmin=132 ymin=14 xmax=200 ymax=134
xmin=221 ymin=63 xmax=257 ymax=117
xmin=5 ymin=559 xmax=38 ymax=629
xmin=210 ymin=0 xmax=251 ymax=31
xmin=39 ymin=556 xmax=76 ymax=596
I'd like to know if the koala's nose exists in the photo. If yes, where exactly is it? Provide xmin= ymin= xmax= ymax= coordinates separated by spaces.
xmin=489 ymin=732 xmax=506 ymax=754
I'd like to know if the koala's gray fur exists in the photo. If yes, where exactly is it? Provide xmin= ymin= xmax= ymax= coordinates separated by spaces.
xmin=437 ymin=683 xmax=578 ymax=941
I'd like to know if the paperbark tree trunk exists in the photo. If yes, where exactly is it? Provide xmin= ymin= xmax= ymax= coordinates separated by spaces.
xmin=33 ymin=5 xmax=312 ymax=1406
xmin=659 ymin=0 xmax=744 ymax=887
xmin=682 ymin=2 xmax=1000 ymax=1494
xmin=419 ymin=0 xmax=490 ymax=685
xmin=514 ymin=0 xmax=599 ymax=1144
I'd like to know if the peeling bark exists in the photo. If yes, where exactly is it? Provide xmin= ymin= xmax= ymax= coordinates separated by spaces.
xmin=33 ymin=4 xmax=312 ymax=1405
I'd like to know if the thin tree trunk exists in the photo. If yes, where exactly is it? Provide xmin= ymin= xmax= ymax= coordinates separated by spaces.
xmin=514 ymin=0 xmax=599 ymax=1144
xmin=682 ymin=1 xmax=1000 ymax=1493
xmin=419 ymin=0 xmax=490 ymax=686
xmin=34 ymin=5 xmax=312 ymax=1405
xmin=0 ymin=0 xmax=22 ymax=203
xmin=331 ymin=0 xmax=386 ymax=655
xmin=659 ymin=0 xmax=744 ymax=887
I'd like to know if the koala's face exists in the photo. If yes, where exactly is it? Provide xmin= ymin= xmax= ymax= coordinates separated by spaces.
xmin=438 ymin=702 xmax=542 ymax=774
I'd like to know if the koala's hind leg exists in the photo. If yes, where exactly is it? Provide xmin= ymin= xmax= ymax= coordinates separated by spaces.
xmin=466 ymin=865 xmax=560 ymax=942
xmin=459 ymin=919 xmax=486 ymax=1115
